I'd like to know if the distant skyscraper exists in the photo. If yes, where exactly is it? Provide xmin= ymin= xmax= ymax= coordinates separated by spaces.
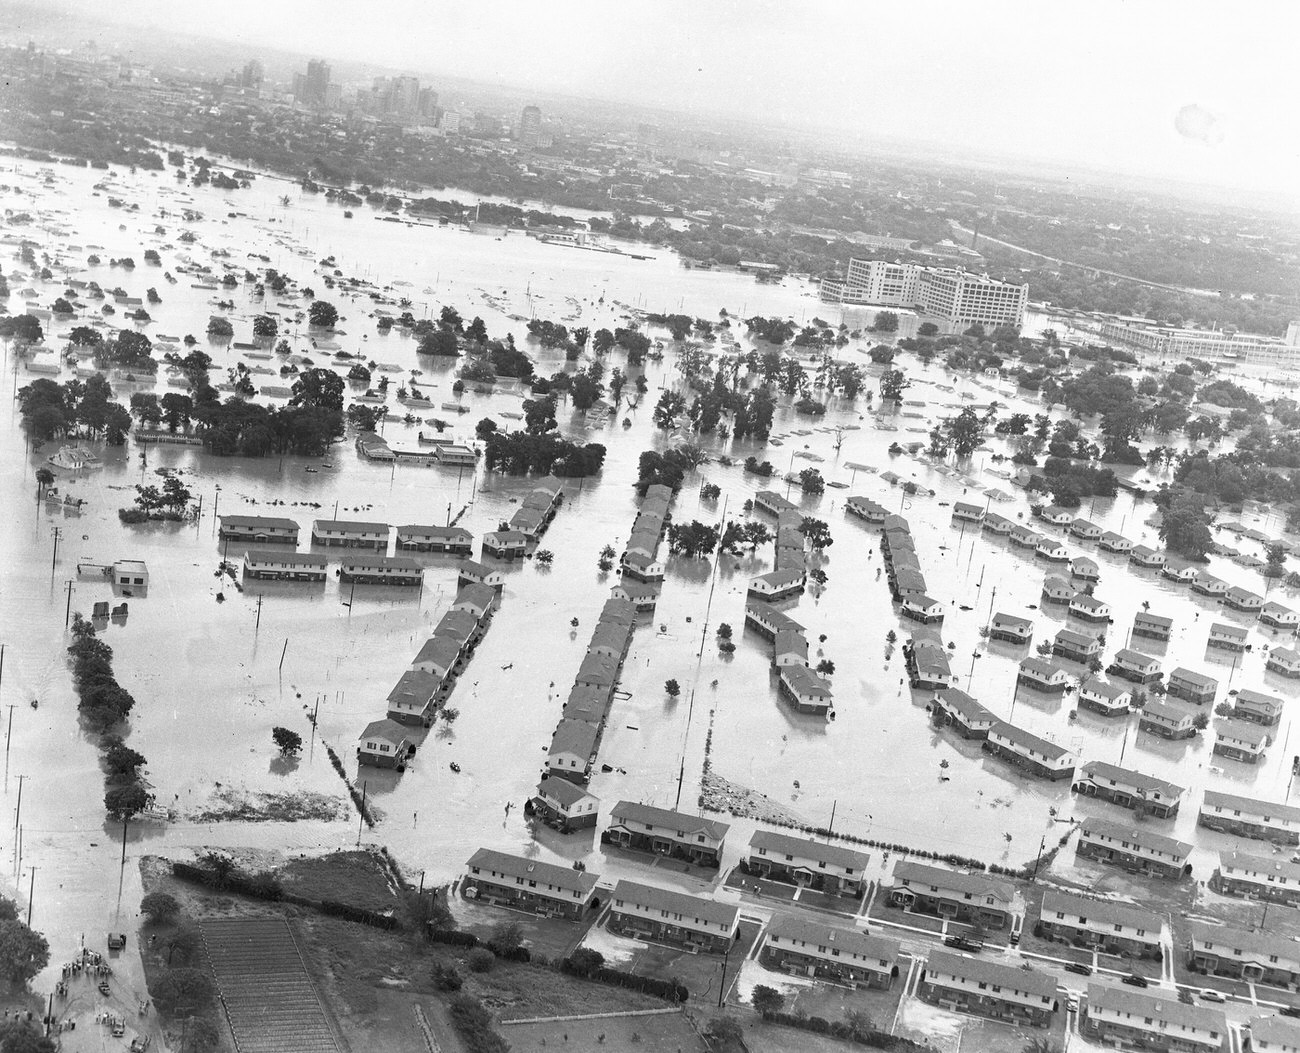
xmin=417 ymin=87 xmax=439 ymax=119
xmin=241 ymin=59 xmax=263 ymax=90
xmin=392 ymin=76 xmax=420 ymax=116
xmin=519 ymin=105 xmax=542 ymax=148
xmin=299 ymin=59 xmax=331 ymax=107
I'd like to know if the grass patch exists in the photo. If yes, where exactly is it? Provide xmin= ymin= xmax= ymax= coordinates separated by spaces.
xmin=280 ymin=850 xmax=399 ymax=913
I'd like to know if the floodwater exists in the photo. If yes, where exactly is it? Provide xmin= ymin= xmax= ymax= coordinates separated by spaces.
xmin=1 ymin=156 xmax=1297 ymax=1002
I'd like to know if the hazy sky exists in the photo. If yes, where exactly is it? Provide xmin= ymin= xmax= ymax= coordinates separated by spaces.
xmin=47 ymin=0 xmax=1300 ymax=199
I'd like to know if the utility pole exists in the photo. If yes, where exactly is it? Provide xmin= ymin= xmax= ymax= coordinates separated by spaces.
xmin=1032 ymin=834 xmax=1047 ymax=880
xmin=717 ymin=941 xmax=732 ymax=1008
xmin=64 ymin=580 xmax=75 ymax=628
xmin=120 ymin=814 xmax=130 ymax=865
xmin=827 ymin=799 xmax=837 ymax=837
xmin=13 ymin=774 xmax=25 ymax=844
xmin=25 ymin=866 xmax=35 ymax=926
xmin=357 ymin=781 xmax=367 ymax=845
xmin=50 ymin=526 xmax=62 ymax=575
xmin=255 ymin=595 xmax=263 ymax=632
xmin=211 ymin=485 xmax=221 ymax=535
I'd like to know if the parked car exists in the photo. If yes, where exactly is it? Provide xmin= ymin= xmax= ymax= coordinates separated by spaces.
xmin=1064 ymin=962 xmax=1093 ymax=976
xmin=1066 ymin=996 xmax=1080 ymax=1013
xmin=1122 ymin=974 xmax=1149 ymax=988
xmin=1200 ymin=989 xmax=1226 ymax=1003
xmin=944 ymin=936 xmax=983 ymax=952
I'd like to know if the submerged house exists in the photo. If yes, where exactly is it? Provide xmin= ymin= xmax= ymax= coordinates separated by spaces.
xmin=1166 ymin=667 xmax=1217 ymax=705
xmin=604 ymin=801 xmax=729 ymax=867
xmin=984 ymin=721 xmax=1077 ymax=781
xmin=1199 ymin=790 xmax=1300 ymax=845
xmin=989 ymin=612 xmax=1033 ymax=645
xmin=1076 ymin=817 xmax=1190 ymax=879
xmin=1137 ymin=698 xmax=1197 ymax=740
xmin=1074 ymin=761 xmax=1184 ymax=818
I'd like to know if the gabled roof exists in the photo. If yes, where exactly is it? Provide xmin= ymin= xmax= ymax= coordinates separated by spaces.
xmin=610 ymin=801 xmax=730 ymax=841
xmin=934 ymin=688 xmax=996 ymax=725
xmin=1041 ymin=889 xmax=1162 ymax=932
xmin=314 ymin=519 xmax=389 ymax=533
xmin=1169 ymin=667 xmax=1217 ymax=689
xmin=893 ymin=860 xmax=1014 ymax=904
xmin=1077 ymin=817 xmax=1190 ymax=859
xmin=926 ymin=950 xmax=1057 ymax=998
xmin=781 ymin=665 xmax=832 ymax=697
xmin=766 ymin=914 xmax=898 ymax=962
xmin=1134 ymin=611 xmax=1173 ymax=627
xmin=550 ymin=719 xmax=599 ymax=757
xmin=1085 ymin=983 xmax=1225 ymax=1031
xmin=412 ymin=635 xmax=461 ymax=670
xmin=244 ymin=549 xmax=326 ymax=568
xmin=750 ymin=829 xmax=869 ymax=871
xmin=611 ymin=879 xmax=738 ymax=929
xmin=455 ymin=583 xmax=496 ymax=610
xmin=536 ymin=775 xmax=597 ymax=809
xmin=1250 ymin=1016 xmax=1300 ymax=1048
xmin=359 ymin=718 xmax=409 ymax=745
xmin=1020 ymin=656 xmax=1067 ymax=679
xmin=1141 ymin=698 xmax=1195 ymax=724
xmin=1080 ymin=761 xmax=1182 ymax=798
xmin=1113 ymin=647 xmax=1160 ymax=668
xmin=992 ymin=612 xmax=1032 ymax=630
xmin=989 ymin=720 xmax=1073 ymax=761
xmin=221 ymin=514 xmax=299 ymax=530
xmin=387 ymin=669 xmax=442 ymax=706
xmin=1215 ymin=718 xmax=1270 ymax=746
xmin=466 ymin=848 xmax=597 ymax=897
xmin=434 ymin=608 xmax=481 ymax=643
xmin=1210 ymin=620 xmax=1248 ymax=638
xmin=1202 ymin=790 xmax=1300 ymax=823
xmin=576 ymin=651 xmax=619 ymax=686
xmin=1220 ymin=850 xmax=1300 ymax=882
xmin=1079 ymin=678 xmax=1131 ymax=701
xmin=396 ymin=523 xmax=473 ymax=540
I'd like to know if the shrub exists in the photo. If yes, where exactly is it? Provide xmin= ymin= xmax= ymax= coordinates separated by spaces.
xmin=466 ymin=947 xmax=495 ymax=973
xmin=140 ymin=891 xmax=180 ymax=923
xmin=429 ymin=928 xmax=478 ymax=948
xmin=447 ymin=994 xmax=509 ymax=1053
xmin=433 ymin=962 xmax=463 ymax=991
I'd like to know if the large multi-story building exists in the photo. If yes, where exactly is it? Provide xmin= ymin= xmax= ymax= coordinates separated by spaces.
xmin=1096 ymin=317 xmax=1300 ymax=369
xmin=820 ymin=258 xmax=1028 ymax=332
xmin=294 ymin=58 xmax=332 ymax=108
xmin=519 ymin=104 xmax=543 ymax=148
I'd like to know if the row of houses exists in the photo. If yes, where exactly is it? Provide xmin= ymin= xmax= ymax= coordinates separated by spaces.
xmin=748 ymin=491 xmax=808 ymax=603
xmin=745 ymin=602 xmax=834 ymax=716
xmin=356 ymin=432 xmax=478 ymax=468
xmin=241 ymin=549 xmax=425 ymax=586
xmin=620 ymin=482 xmax=672 ymax=582
xmin=535 ymin=487 xmax=671 ymax=801
xmin=221 ymin=514 xmax=475 ymax=557
xmin=483 ymin=477 xmax=566 ymax=560
xmin=356 ymin=580 xmax=498 ymax=769
xmin=882 ymin=513 xmax=946 ymax=625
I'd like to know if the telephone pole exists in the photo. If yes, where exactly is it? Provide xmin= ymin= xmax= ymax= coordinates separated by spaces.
xmin=50 ymin=526 xmax=62 ymax=574
xmin=25 ymin=866 xmax=35 ymax=926
xmin=64 ymin=580 xmax=75 ymax=628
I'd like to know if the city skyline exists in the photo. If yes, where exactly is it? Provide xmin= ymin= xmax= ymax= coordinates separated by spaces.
xmin=16 ymin=0 xmax=1300 ymax=206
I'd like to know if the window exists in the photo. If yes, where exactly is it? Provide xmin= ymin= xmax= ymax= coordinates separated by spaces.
xmin=698 ymin=834 xmax=706 ymax=843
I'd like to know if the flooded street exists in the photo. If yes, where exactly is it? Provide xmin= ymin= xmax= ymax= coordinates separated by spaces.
xmin=2 ymin=154 xmax=1297 ymax=999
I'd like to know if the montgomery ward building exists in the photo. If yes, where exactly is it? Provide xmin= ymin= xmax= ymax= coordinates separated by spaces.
xmin=605 ymin=801 xmax=729 ymax=867
xmin=1212 ymin=851 xmax=1300 ymax=905
xmin=746 ymin=830 xmax=870 ymax=896
xmin=1075 ymin=761 xmax=1184 ymax=818
xmin=890 ymin=861 xmax=1016 ymax=929
xmin=1036 ymin=889 xmax=1163 ymax=958
xmin=920 ymin=951 xmax=1056 ymax=1027
xmin=762 ymin=916 xmax=899 ymax=988
xmin=608 ymin=879 xmax=738 ymax=954
xmin=1076 ymin=818 xmax=1190 ymax=879
xmin=1083 ymin=983 xmax=1226 ymax=1053
xmin=463 ymin=848 xmax=598 ymax=919
xmin=1188 ymin=921 xmax=1300 ymax=988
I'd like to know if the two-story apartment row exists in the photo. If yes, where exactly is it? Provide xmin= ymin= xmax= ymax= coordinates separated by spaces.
xmin=889 ymin=861 xmax=1017 ymax=930
xmin=506 ymin=476 xmax=566 ymax=544
xmin=1076 ymin=817 xmax=1191 ymax=880
xmin=608 ymin=878 xmax=739 ymax=954
xmin=1211 ymin=850 xmax=1300 ymax=906
xmin=920 ymin=951 xmax=1057 ymax=1028
xmin=462 ymin=848 xmax=598 ymax=919
xmin=761 ymin=915 xmax=899 ymax=989
xmin=983 ymin=721 xmax=1077 ymax=781
xmin=1083 ymin=983 xmax=1226 ymax=1053
xmin=746 ymin=830 xmax=870 ymax=897
xmin=604 ymin=800 xmax=730 ymax=868
xmin=1187 ymin=919 xmax=1300 ymax=988
xmin=1198 ymin=790 xmax=1300 ymax=846
xmin=1074 ymin=761 xmax=1184 ymax=818
xmin=1036 ymin=888 xmax=1163 ymax=958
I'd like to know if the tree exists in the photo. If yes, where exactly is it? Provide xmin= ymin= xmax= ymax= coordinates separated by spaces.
xmin=439 ymin=305 xmax=463 ymax=332
xmin=667 ymin=520 xmax=719 ymax=558
xmin=206 ymin=316 xmax=234 ymax=339
xmin=0 ymin=1020 xmax=54 ymax=1053
xmin=272 ymin=727 xmax=303 ymax=757
xmin=943 ymin=407 xmax=985 ymax=458
xmin=664 ymin=679 xmax=681 ymax=699
xmin=1022 ymin=1040 xmax=1062 ymax=1053
xmin=488 ymin=921 xmax=524 ymax=954
xmin=34 ymin=467 xmax=54 ymax=494
xmin=0 ymin=920 xmax=49 ymax=986
xmin=918 ymin=322 xmax=939 ymax=337
xmin=291 ymin=368 xmax=344 ymax=411
xmin=816 ymin=659 xmax=836 ymax=675
xmin=653 ymin=390 xmax=687 ymax=429
xmin=308 ymin=300 xmax=339 ymax=328
xmin=1265 ymin=542 xmax=1286 ymax=579
xmin=475 ymin=417 xmax=498 ymax=441
xmin=151 ymin=966 xmax=213 ymax=1011
xmin=798 ymin=468 xmax=825 ymax=495
xmin=253 ymin=315 xmax=278 ymax=338
xmin=104 ymin=739 xmax=146 ymax=777
xmin=707 ymin=1016 xmax=744 ymax=1044
xmin=880 ymin=369 xmax=910 ymax=402
xmin=140 ymin=891 xmax=181 ymax=924
xmin=799 ymin=517 xmax=833 ymax=550
xmin=418 ymin=328 xmax=459 ymax=356
xmin=752 ymin=985 xmax=785 ymax=1020
xmin=872 ymin=310 xmax=899 ymax=333
xmin=104 ymin=783 xmax=150 ymax=819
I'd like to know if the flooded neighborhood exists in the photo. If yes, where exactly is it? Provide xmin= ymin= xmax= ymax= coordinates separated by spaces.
xmin=1 ymin=7 xmax=1299 ymax=1053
